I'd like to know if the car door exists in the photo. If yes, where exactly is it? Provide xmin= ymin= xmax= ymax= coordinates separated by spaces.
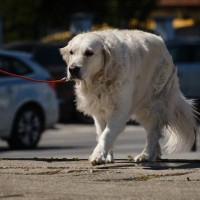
xmin=0 ymin=56 xmax=14 ymax=134
xmin=0 ymin=54 xmax=35 ymax=138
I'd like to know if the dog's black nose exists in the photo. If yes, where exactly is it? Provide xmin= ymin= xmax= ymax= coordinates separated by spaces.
xmin=69 ymin=66 xmax=81 ymax=78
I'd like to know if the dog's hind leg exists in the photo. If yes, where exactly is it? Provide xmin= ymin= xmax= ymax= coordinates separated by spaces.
xmin=134 ymin=126 xmax=162 ymax=162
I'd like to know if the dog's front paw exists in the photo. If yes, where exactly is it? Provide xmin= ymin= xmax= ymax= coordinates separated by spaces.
xmin=89 ymin=150 xmax=114 ymax=165
xmin=89 ymin=146 xmax=107 ymax=166
xmin=134 ymin=154 xmax=151 ymax=163
xmin=89 ymin=153 xmax=106 ymax=166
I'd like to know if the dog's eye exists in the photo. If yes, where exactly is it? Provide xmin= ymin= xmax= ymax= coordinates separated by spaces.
xmin=69 ymin=50 xmax=74 ymax=55
xmin=85 ymin=50 xmax=94 ymax=57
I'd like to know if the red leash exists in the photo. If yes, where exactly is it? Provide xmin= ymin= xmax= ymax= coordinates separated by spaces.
xmin=0 ymin=69 xmax=67 ymax=83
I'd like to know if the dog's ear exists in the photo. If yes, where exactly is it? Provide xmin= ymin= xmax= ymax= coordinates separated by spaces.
xmin=59 ymin=46 xmax=70 ymax=63
xmin=102 ymin=44 xmax=117 ymax=79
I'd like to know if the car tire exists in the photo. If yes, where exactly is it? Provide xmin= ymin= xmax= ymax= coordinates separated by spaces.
xmin=8 ymin=106 xmax=43 ymax=149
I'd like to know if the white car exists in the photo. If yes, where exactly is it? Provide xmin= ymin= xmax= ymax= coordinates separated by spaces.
xmin=0 ymin=50 xmax=59 ymax=149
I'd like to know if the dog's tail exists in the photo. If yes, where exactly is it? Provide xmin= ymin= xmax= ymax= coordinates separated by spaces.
xmin=163 ymin=94 xmax=198 ymax=153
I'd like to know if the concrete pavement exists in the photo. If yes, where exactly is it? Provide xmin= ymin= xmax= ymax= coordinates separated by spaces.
xmin=0 ymin=124 xmax=200 ymax=199
xmin=0 ymin=158 xmax=200 ymax=200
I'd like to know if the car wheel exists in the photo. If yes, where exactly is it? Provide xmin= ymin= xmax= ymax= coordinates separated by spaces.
xmin=8 ymin=107 xmax=43 ymax=149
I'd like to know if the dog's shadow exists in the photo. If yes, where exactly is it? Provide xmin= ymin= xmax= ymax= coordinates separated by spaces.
xmin=136 ymin=159 xmax=200 ymax=170
xmin=95 ymin=159 xmax=200 ymax=170
xmin=1 ymin=157 xmax=200 ymax=170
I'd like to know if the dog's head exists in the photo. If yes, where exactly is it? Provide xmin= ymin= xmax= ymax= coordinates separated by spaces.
xmin=60 ymin=32 xmax=117 ymax=81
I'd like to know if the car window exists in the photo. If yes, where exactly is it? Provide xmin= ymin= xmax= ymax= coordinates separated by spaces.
xmin=33 ymin=46 xmax=65 ymax=67
xmin=193 ymin=46 xmax=200 ymax=62
xmin=168 ymin=45 xmax=193 ymax=63
xmin=167 ymin=44 xmax=200 ymax=63
xmin=0 ymin=56 xmax=32 ymax=77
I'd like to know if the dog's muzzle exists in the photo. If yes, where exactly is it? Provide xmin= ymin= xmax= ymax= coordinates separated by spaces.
xmin=68 ymin=66 xmax=82 ymax=79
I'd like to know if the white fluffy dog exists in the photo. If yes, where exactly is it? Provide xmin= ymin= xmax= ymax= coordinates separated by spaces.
xmin=60 ymin=29 xmax=198 ymax=165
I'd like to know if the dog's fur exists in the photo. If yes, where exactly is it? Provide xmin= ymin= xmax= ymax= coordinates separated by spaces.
xmin=60 ymin=29 xmax=198 ymax=165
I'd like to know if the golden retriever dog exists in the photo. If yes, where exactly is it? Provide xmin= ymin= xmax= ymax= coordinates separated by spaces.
xmin=60 ymin=29 xmax=198 ymax=165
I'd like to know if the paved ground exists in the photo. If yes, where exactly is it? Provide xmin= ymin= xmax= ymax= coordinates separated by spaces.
xmin=0 ymin=124 xmax=200 ymax=160
xmin=0 ymin=124 xmax=200 ymax=199
xmin=0 ymin=158 xmax=200 ymax=200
